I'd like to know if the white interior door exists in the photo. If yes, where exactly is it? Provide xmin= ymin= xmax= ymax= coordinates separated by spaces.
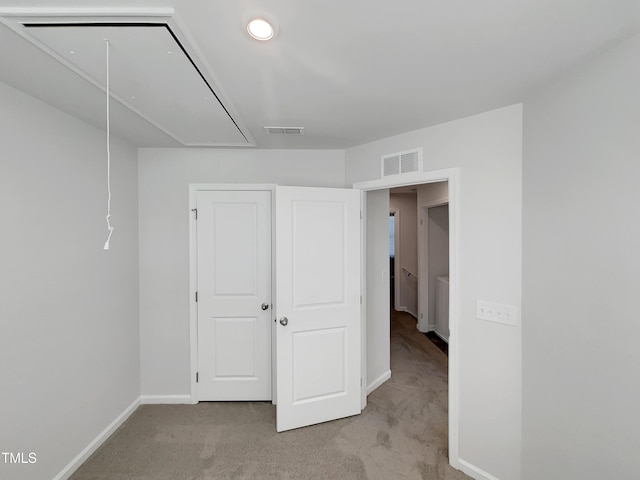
xmin=196 ymin=190 xmax=272 ymax=401
xmin=275 ymin=186 xmax=361 ymax=432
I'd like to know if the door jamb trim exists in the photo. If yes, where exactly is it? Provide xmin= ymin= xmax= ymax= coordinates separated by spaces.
xmin=188 ymin=184 xmax=277 ymax=404
xmin=353 ymin=168 xmax=460 ymax=468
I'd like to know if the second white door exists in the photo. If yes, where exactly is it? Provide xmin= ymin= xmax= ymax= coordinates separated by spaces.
xmin=275 ymin=186 xmax=362 ymax=432
xmin=196 ymin=190 xmax=272 ymax=401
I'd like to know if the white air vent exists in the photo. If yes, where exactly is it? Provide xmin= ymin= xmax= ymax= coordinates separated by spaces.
xmin=383 ymin=155 xmax=401 ymax=176
xmin=381 ymin=148 xmax=423 ymax=177
xmin=264 ymin=126 xmax=304 ymax=135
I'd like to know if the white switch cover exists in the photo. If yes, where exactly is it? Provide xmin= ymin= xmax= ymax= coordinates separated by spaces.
xmin=476 ymin=300 xmax=517 ymax=326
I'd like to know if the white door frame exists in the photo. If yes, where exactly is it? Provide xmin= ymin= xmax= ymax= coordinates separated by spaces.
xmin=189 ymin=184 xmax=277 ymax=404
xmin=353 ymin=168 xmax=460 ymax=468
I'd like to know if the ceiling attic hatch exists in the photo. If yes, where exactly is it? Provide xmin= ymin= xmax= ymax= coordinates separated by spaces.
xmin=0 ymin=10 xmax=253 ymax=147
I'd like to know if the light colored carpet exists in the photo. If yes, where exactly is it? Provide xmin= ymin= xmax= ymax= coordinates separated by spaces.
xmin=70 ymin=311 xmax=471 ymax=480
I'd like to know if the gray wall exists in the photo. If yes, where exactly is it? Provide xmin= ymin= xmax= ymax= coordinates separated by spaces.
xmin=522 ymin=32 xmax=640 ymax=479
xmin=427 ymin=205 xmax=449 ymax=334
xmin=0 ymin=81 xmax=140 ymax=480
xmin=389 ymin=193 xmax=418 ymax=316
xmin=365 ymin=189 xmax=391 ymax=391
xmin=346 ymin=104 xmax=522 ymax=480
xmin=138 ymin=148 xmax=346 ymax=396
xmin=417 ymin=181 xmax=448 ymax=332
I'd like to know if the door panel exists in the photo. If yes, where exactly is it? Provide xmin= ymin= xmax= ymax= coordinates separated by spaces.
xmin=292 ymin=201 xmax=346 ymax=307
xmin=197 ymin=190 xmax=271 ymax=401
xmin=212 ymin=317 xmax=258 ymax=377
xmin=212 ymin=203 xmax=259 ymax=296
xmin=276 ymin=186 xmax=361 ymax=432
xmin=293 ymin=327 xmax=346 ymax=403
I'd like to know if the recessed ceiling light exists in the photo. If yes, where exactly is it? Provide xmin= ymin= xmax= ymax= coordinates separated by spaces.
xmin=69 ymin=50 xmax=76 ymax=55
xmin=247 ymin=18 xmax=274 ymax=41
xmin=167 ymin=50 xmax=173 ymax=55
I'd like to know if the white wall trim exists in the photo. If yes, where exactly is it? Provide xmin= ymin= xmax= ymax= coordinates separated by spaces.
xmin=354 ymin=167 xmax=461 ymax=470
xmin=188 ymin=184 xmax=277 ymax=404
xmin=360 ymin=190 xmax=368 ymax=411
xmin=139 ymin=395 xmax=193 ymax=405
xmin=53 ymin=397 xmax=140 ymax=480
xmin=0 ymin=6 xmax=175 ymax=17
xmin=455 ymin=458 xmax=501 ymax=480
xmin=434 ymin=330 xmax=449 ymax=344
xmin=367 ymin=370 xmax=391 ymax=395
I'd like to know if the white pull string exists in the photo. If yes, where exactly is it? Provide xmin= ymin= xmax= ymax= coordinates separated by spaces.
xmin=103 ymin=39 xmax=114 ymax=250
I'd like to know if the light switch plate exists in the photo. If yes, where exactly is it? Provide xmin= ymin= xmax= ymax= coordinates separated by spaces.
xmin=476 ymin=300 xmax=517 ymax=326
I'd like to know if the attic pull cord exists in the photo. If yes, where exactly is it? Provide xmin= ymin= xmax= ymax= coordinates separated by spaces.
xmin=103 ymin=39 xmax=114 ymax=250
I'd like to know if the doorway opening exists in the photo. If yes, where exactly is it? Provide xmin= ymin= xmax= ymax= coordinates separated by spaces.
xmin=354 ymin=167 xmax=460 ymax=467
xmin=388 ymin=183 xmax=450 ymax=351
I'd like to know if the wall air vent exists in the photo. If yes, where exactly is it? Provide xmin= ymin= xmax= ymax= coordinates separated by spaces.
xmin=264 ymin=126 xmax=304 ymax=135
xmin=381 ymin=148 xmax=423 ymax=178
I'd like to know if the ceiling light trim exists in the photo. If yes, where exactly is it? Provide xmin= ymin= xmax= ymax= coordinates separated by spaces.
xmin=247 ymin=18 xmax=274 ymax=41
xmin=242 ymin=12 xmax=279 ymax=43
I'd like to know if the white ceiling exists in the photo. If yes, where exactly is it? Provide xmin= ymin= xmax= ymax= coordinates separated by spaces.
xmin=0 ymin=0 xmax=639 ymax=149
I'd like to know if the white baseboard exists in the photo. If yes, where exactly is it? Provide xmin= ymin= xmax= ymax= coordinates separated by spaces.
xmin=53 ymin=397 xmax=140 ymax=480
xmin=367 ymin=370 xmax=391 ymax=395
xmin=433 ymin=330 xmax=449 ymax=344
xmin=140 ymin=394 xmax=193 ymax=405
xmin=455 ymin=458 xmax=501 ymax=480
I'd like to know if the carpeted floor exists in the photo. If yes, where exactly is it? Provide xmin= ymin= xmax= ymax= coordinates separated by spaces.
xmin=70 ymin=311 xmax=470 ymax=480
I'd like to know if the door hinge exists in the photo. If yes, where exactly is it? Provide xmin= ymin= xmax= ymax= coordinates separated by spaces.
xmin=360 ymin=295 xmax=362 ymax=304
xmin=191 ymin=208 xmax=198 ymax=220
xmin=360 ymin=210 xmax=363 ymax=220
xmin=420 ymin=218 xmax=423 ymax=225
xmin=195 ymin=291 xmax=198 ymax=302
xmin=196 ymin=372 xmax=199 ymax=383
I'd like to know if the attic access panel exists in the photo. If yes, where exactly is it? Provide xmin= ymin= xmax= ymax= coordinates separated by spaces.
xmin=23 ymin=23 xmax=249 ymax=146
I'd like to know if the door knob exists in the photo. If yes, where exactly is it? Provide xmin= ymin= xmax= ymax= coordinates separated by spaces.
xmin=279 ymin=317 xmax=288 ymax=326
xmin=261 ymin=302 xmax=270 ymax=311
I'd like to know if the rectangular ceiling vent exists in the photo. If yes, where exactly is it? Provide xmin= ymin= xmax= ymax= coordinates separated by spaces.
xmin=264 ymin=126 xmax=304 ymax=135
xmin=381 ymin=148 xmax=423 ymax=178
